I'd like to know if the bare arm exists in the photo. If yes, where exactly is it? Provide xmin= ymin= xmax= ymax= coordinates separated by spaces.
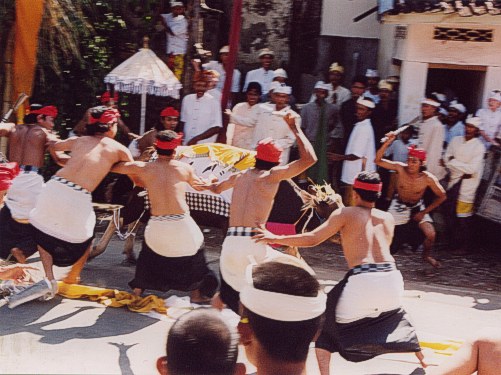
xmin=49 ymin=137 xmax=78 ymax=166
xmin=267 ymin=114 xmax=317 ymax=182
xmin=423 ymin=173 xmax=446 ymax=215
xmin=0 ymin=122 xmax=15 ymax=137
xmin=253 ymin=208 xmax=345 ymax=247
xmin=202 ymin=173 xmax=240 ymax=194
xmin=375 ymin=133 xmax=405 ymax=172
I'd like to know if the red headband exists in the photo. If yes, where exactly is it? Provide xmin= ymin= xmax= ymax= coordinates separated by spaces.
xmin=353 ymin=179 xmax=382 ymax=192
xmin=88 ymin=108 xmax=120 ymax=125
xmin=101 ymin=91 xmax=119 ymax=104
xmin=408 ymin=145 xmax=426 ymax=162
xmin=160 ymin=107 xmax=179 ymax=118
xmin=30 ymin=105 xmax=58 ymax=118
xmin=154 ymin=133 xmax=183 ymax=150
xmin=256 ymin=138 xmax=283 ymax=163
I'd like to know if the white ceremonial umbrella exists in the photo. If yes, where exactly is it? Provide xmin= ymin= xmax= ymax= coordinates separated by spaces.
xmin=104 ymin=38 xmax=182 ymax=134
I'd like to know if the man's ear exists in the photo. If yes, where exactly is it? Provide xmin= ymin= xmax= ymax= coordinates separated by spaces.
xmin=234 ymin=362 xmax=247 ymax=375
xmin=156 ymin=356 xmax=168 ymax=375
xmin=237 ymin=321 xmax=253 ymax=347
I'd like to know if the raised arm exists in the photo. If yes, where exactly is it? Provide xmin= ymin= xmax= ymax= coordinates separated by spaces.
xmin=375 ymin=133 xmax=405 ymax=172
xmin=267 ymin=114 xmax=317 ymax=182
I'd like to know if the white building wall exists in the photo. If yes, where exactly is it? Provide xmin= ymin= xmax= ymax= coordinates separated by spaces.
xmin=321 ymin=0 xmax=381 ymax=38
xmin=399 ymin=61 xmax=428 ymax=125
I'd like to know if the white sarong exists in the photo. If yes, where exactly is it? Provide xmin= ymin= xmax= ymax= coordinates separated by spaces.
xmin=5 ymin=172 xmax=44 ymax=221
xmin=388 ymin=198 xmax=432 ymax=226
xmin=30 ymin=177 xmax=95 ymax=243
xmin=144 ymin=213 xmax=204 ymax=257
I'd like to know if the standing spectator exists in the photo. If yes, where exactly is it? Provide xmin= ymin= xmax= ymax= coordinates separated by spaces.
xmin=444 ymin=116 xmax=485 ymax=254
xmin=310 ymin=62 xmax=351 ymax=107
xmin=417 ymin=98 xmax=446 ymax=181
xmin=226 ymin=82 xmax=262 ymax=149
xmin=476 ymin=90 xmax=501 ymax=149
xmin=161 ymin=1 xmax=188 ymax=81
xmin=272 ymin=68 xmax=288 ymax=85
xmin=371 ymin=80 xmax=398 ymax=147
xmin=180 ymin=75 xmax=223 ymax=145
xmin=340 ymin=76 xmax=367 ymax=143
xmin=386 ymin=75 xmax=400 ymax=102
xmin=329 ymin=97 xmax=376 ymax=206
xmin=205 ymin=70 xmax=222 ymax=103
xmin=444 ymin=102 xmax=466 ymax=147
xmin=301 ymin=81 xmax=337 ymax=184
xmin=364 ymin=69 xmax=381 ymax=104
xmin=243 ymin=48 xmax=275 ymax=93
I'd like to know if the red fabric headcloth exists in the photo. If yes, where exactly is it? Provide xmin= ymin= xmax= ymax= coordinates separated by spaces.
xmin=30 ymin=105 xmax=58 ymax=118
xmin=0 ymin=162 xmax=20 ymax=191
xmin=160 ymin=107 xmax=180 ymax=118
xmin=88 ymin=107 xmax=120 ymax=125
xmin=101 ymin=91 xmax=119 ymax=104
xmin=256 ymin=138 xmax=283 ymax=163
xmin=353 ymin=178 xmax=382 ymax=192
xmin=155 ymin=132 xmax=183 ymax=150
xmin=408 ymin=145 xmax=426 ymax=162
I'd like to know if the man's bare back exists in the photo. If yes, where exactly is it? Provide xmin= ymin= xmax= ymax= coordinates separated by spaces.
xmin=52 ymin=136 xmax=133 ymax=192
xmin=0 ymin=124 xmax=51 ymax=167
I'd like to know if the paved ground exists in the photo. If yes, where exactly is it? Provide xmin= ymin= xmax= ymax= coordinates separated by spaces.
xmin=1 ymin=222 xmax=501 ymax=374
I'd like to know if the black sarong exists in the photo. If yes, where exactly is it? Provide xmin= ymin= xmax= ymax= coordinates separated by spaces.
xmin=0 ymin=205 xmax=37 ymax=259
xmin=316 ymin=269 xmax=421 ymax=362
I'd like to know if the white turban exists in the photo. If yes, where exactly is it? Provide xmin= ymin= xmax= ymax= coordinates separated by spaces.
xmin=357 ymin=96 xmax=375 ymax=109
xmin=274 ymin=85 xmax=292 ymax=95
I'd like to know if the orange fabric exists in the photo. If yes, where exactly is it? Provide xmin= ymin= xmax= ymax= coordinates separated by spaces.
xmin=13 ymin=0 xmax=44 ymax=119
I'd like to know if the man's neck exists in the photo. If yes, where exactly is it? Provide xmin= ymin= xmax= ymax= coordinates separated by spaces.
xmin=422 ymin=114 xmax=435 ymax=121
xmin=464 ymin=134 xmax=475 ymax=142
xmin=275 ymin=103 xmax=287 ymax=111
xmin=256 ymin=356 xmax=306 ymax=375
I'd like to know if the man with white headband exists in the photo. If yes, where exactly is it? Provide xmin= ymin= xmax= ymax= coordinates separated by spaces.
xmin=238 ymin=261 xmax=326 ymax=375
xmin=476 ymin=90 xmax=501 ymax=150
xmin=417 ymin=98 xmax=446 ymax=181
xmin=328 ymin=96 xmax=376 ymax=206
xmin=253 ymin=171 xmax=426 ymax=374
xmin=444 ymin=101 xmax=466 ymax=146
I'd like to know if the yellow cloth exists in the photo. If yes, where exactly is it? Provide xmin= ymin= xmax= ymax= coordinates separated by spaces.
xmin=57 ymin=282 xmax=167 ymax=314
xmin=170 ymin=54 xmax=185 ymax=81
xmin=420 ymin=340 xmax=463 ymax=356
xmin=177 ymin=143 xmax=256 ymax=171
xmin=456 ymin=200 xmax=474 ymax=218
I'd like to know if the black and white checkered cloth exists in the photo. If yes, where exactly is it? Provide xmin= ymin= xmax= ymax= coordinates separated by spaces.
xmin=351 ymin=263 xmax=396 ymax=275
xmin=52 ymin=176 xmax=90 ymax=195
xmin=226 ymin=226 xmax=257 ymax=237
xmin=186 ymin=192 xmax=229 ymax=217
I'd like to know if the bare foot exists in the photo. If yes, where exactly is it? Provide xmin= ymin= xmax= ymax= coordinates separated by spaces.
xmin=424 ymin=256 xmax=442 ymax=268
xmin=211 ymin=292 xmax=225 ymax=311
xmin=10 ymin=248 xmax=27 ymax=264
xmin=62 ymin=275 xmax=81 ymax=284
xmin=415 ymin=350 xmax=428 ymax=368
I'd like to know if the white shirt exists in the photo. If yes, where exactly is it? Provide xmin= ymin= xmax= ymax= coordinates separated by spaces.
xmin=203 ymin=61 xmax=241 ymax=93
xmin=417 ymin=116 xmax=446 ymax=180
xmin=476 ymin=108 xmax=501 ymax=148
xmin=162 ymin=14 xmax=188 ymax=55
xmin=444 ymin=136 xmax=485 ymax=203
xmin=207 ymin=88 xmax=222 ymax=103
xmin=341 ymin=119 xmax=376 ymax=184
xmin=243 ymin=68 xmax=274 ymax=93
xmin=227 ymin=102 xmax=259 ymax=150
xmin=180 ymin=93 xmax=222 ymax=145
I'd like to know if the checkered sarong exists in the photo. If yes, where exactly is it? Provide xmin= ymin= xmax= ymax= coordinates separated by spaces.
xmin=351 ymin=263 xmax=396 ymax=275
xmin=226 ymin=227 xmax=257 ymax=237
xmin=186 ymin=192 xmax=229 ymax=217
xmin=52 ymin=176 xmax=90 ymax=195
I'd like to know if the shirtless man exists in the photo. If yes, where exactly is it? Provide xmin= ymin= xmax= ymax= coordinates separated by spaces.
xmin=253 ymin=172 xmax=426 ymax=375
xmin=375 ymin=133 xmax=446 ymax=268
xmin=202 ymin=113 xmax=316 ymax=313
xmin=0 ymin=104 xmax=59 ymax=263
xmin=111 ymin=130 xmax=218 ymax=302
xmin=7 ymin=106 xmax=134 ymax=309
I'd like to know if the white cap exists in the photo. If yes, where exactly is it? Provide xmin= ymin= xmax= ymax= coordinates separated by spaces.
xmin=465 ymin=115 xmax=482 ymax=129
xmin=386 ymin=76 xmax=400 ymax=84
xmin=378 ymin=80 xmax=392 ymax=91
xmin=314 ymin=81 xmax=330 ymax=91
xmin=258 ymin=48 xmax=275 ymax=58
xmin=439 ymin=107 xmax=449 ymax=116
xmin=449 ymin=102 xmax=466 ymax=113
xmin=329 ymin=62 xmax=344 ymax=73
xmin=365 ymin=69 xmax=379 ymax=78
xmin=431 ymin=92 xmax=446 ymax=102
xmin=273 ymin=68 xmax=288 ymax=79
xmin=170 ymin=1 xmax=184 ymax=7
xmin=268 ymin=81 xmax=282 ymax=93
xmin=219 ymin=45 xmax=230 ymax=54
xmin=357 ymin=96 xmax=375 ymax=109
xmin=421 ymin=98 xmax=441 ymax=107
xmin=489 ymin=90 xmax=501 ymax=102
xmin=274 ymin=85 xmax=292 ymax=95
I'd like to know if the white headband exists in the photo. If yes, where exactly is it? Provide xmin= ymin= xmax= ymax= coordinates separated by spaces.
xmin=240 ymin=266 xmax=326 ymax=322
xmin=421 ymin=98 xmax=441 ymax=107
xmin=357 ymin=96 xmax=375 ymax=109
xmin=274 ymin=85 xmax=292 ymax=95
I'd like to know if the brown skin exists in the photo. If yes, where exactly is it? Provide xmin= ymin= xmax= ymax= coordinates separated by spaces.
xmin=314 ymin=88 xmax=329 ymax=103
xmin=136 ymin=116 xmax=179 ymax=158
xmin=376 ymin=133 xmax=446 ymax=268
xmin=260 ymin=55 xmax=274 ymax=70
xmin=328 ymin=71 xmax=343 ymax=90
xmin=367 ymin=76 xmax=379 ymax=95
xmin=421 ymin=103 xmax=438 ymax=121
xmin=273 ymin=92 xmax=290 ymax=111
xmin=480 ymin=98 xmax=501 ymax=146
xmin=350 ymin=81 xmax=366 ymax=100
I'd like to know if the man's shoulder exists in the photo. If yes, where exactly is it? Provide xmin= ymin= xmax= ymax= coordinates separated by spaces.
xmin=246 ymin=68 xmax=261 ymax=76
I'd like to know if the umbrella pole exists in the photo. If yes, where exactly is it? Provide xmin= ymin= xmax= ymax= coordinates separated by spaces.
xmin=140 ymin=92 xmax=146 ymax=135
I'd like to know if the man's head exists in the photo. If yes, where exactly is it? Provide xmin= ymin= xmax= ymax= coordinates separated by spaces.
xmin=355 ymin=97 xmax=375 ymax=121
xmin=488 ymin=90 xmax=501 ymax=111
xmin=246 ymin=82 xmax=262 ymax=106
xmin=352 ymin=171 xmax=382 ymax=203
xmin=273 ymin=85 xmax=291 ymax=108
xmin=365 ymin=69 xmax=380 ymax=88
xmin=273 ymin=68 xmax=287 ymax=84
xmin=25 ymin=104 xmax=58 ymax=130
xmin=399 ymin=125 xmax=414 ymax=143
xmin=420 ymin=98 xmax=440 ymax=119
xmin=328 ymin=62 xmax=344 ymax=87
xmin=464 ymin=116 xmax=482 ymax=139
xmin=155 ymin=130 xmax=183 ymax=157
xmin=170 ymin=1 xmax=185 ymax=16
xmin=258 ymin=48 xmax=274 ymax=70
xmin=255 ymin=138 xmax=282 ymax=170
xmin=86 ymin=106 xmax=119 ymax=137
xmin=157 ymin=107 xmax=179 ymax=131
xmin=378 ymin=80 xmax=392 ymax=101
xmin=350 ymin=76 xmax=367 ymax=98
xmin=219 ymin=45 xmax=230 ymax=64
xmin=313 ymin=81 xmax=330 ymax=101
xmin=192 ymin=76 xmax=209 ymax=98
xmin=406 ymin=145 xmax=427 ymax=173
xmin=239 ymin=261 xmax=326 ymax=367
xmin=157 ymin=308 xmax=244 ymax=375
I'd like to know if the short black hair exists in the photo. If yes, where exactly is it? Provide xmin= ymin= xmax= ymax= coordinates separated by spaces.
xmin=353 ymin=171 xmax=381 ymax=202
xmin=166 ymin=309 xmax=238 ymax=375
xmin=86 ymin=106 xmax=115 ymax=135
xmin=254 ymin=158 xmax=279 ymax=171
xmin=155 ymin=130 xmax=179 ymax=156
xmin=244 ymin=262 xmax=323 ymax=363
xmin=352 ymin=75 xmax=367 ymax=87
xmin=247 ymin=81 xmax=263 ymax=95
xmin=24 ymin=104 xmax=43 ymax=124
